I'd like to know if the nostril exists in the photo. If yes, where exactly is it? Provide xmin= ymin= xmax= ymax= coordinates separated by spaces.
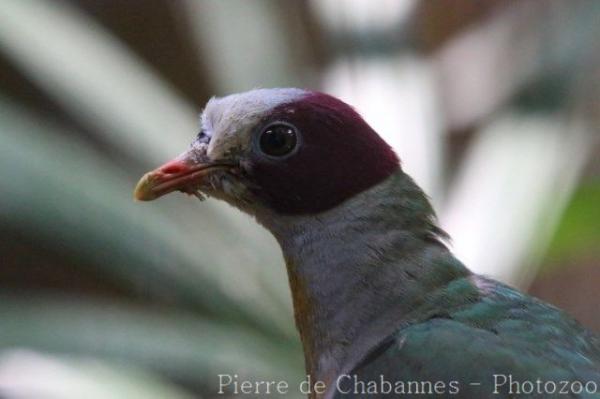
xmin=160 ymin=160 xmax=190 ymax=175
xmin=197 ymin=129 xmax=211 ymax=143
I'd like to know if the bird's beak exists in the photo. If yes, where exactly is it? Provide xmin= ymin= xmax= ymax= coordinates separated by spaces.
xmin=134 ymin=153 xmax=232 ymax=201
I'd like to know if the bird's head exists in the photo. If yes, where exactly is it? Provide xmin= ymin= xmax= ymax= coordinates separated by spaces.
xmin=134 ymin=88 xmax=399 ymax=221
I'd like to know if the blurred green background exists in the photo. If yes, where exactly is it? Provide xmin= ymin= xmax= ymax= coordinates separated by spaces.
xmin=0 ymin=0 xmax=598 ymax=397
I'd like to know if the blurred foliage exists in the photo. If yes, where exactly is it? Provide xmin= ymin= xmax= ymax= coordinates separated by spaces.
xmin=542 ymin=181 xmax=600 ymax=268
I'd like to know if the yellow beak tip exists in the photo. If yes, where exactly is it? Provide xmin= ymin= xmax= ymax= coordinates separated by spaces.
xmin=133 ymin=173 xmax=157 ymax=202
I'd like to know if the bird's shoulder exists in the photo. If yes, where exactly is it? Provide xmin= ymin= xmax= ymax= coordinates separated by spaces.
xmin=336 ymin=277 xmax=600 ymax=398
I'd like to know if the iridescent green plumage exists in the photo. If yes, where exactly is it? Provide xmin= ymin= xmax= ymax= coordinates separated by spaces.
xmin=339 ymin=274 xmax=600 ymax=398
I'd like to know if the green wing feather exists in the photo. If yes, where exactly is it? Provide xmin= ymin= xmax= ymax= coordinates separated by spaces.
xmin=336 ymin=277 xmax=600 ymax=398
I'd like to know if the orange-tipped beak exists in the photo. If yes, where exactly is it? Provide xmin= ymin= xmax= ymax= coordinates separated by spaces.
xmin=134 ymin=158 xmax=231 ymax=201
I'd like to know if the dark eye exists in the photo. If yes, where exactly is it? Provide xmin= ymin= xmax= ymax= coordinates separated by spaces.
xmin=259 ymin=123 xmax=298 ymax=157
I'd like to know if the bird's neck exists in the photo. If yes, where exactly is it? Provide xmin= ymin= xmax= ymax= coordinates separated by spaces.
xmin=261 ymin=172 xmax=470 ymax=389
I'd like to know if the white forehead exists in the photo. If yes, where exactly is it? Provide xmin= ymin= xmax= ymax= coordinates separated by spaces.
xmin=201 ymin=88 xmax=308 ymax=136
xmin=200 ymin=88 xmax=308 ymax=158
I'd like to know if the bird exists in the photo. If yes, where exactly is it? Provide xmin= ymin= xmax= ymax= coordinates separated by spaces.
xmin=134 ymin=88 xmax=600 ymax=398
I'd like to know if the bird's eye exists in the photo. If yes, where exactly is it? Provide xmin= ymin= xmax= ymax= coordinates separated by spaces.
xmin=259 ymin=123 xmax=298 ymax=157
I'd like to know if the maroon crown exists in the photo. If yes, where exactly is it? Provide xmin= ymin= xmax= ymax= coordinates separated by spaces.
xmin=246 ymin=92 xmax=400 ymax=215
